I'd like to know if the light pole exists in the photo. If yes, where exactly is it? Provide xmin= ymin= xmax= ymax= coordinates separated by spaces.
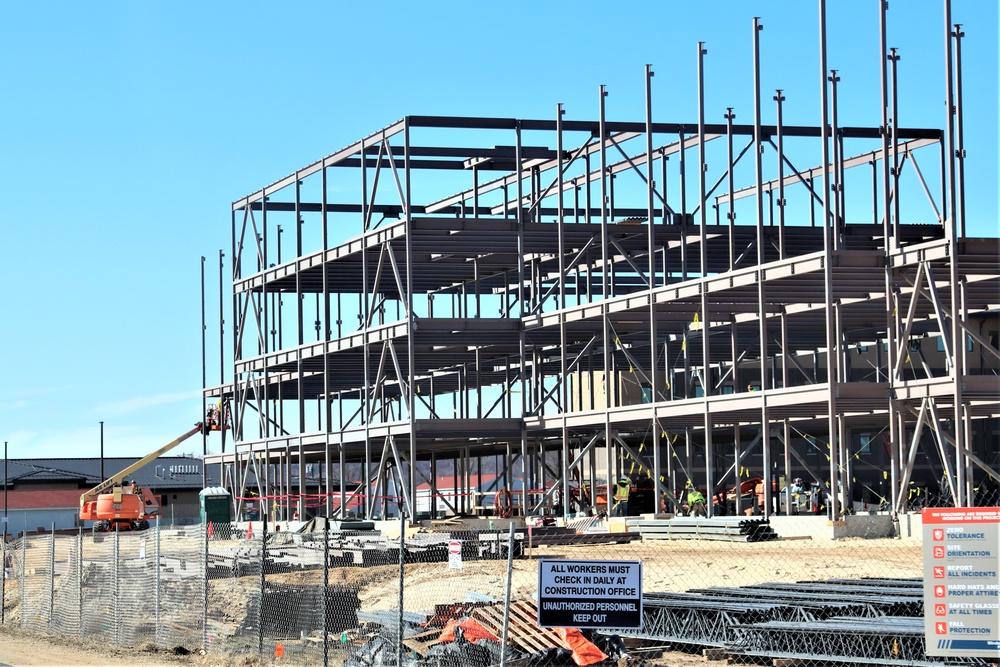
xmin=3 ymin=440 xmax=7 ymax=538
xmin=100 ymin=421 xmax=105 ymax=482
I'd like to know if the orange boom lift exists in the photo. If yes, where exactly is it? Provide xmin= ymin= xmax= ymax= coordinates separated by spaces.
xmin=79 ymin=422 xmax=209 ymax=532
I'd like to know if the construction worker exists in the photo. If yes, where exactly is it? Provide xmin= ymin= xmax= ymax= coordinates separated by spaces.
xmin=685 ymin=488 xmax=707 ymax=517
xmin=791 ymin=478 xmax=805 ymax=514
xmin=613 ymin=477 xmax=631 ymax=517
xmin=754 ymin=481 xmax=766 ymax=515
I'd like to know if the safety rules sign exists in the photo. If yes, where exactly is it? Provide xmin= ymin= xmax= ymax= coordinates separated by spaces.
xmin=922 ymin=507 xmax=1000 ymax=659
xmin=537 ymin=559 xmax=642 ymax=629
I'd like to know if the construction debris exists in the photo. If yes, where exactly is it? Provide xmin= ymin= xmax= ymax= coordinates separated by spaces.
xmin=341 ymin=599 xmax=630 ymax=667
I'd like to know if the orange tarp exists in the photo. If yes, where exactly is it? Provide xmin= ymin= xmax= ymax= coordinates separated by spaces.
xmin=557 ymin=628 xmax=607 ymax=666
xmin=438 ymin=618 xmax=501 ymax=644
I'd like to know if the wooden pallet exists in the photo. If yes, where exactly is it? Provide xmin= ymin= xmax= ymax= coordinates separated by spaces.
xmin=471 ymin=600 xmax=563 ymax=654
xmin=402 ymin=628 xmax=443 ymax=656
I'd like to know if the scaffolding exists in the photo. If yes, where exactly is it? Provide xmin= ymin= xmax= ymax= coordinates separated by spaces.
xmin=203 ymin=3 xmax=1000 ymax=527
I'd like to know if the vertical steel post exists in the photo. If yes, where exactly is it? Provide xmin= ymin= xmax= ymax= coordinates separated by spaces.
xmin=558 ymin=103 xmax=571 ymax=520
xmin=679 ymin=127 xmax=688 ymax=279
xmin=879 ymin=0 xmax=892 ymax=247
xmin=646 ymin=65 xmax=662 ymax=515
xmin=943 ymin=0 xmax=965 ymax=506
xmin=698 ymin=41 xmax=714 ymax=510
xmin=725 ymin=109 xmax=736 ymax=270
xmin=697 ymin=42 xmax=708 ymax=242
xmin=943 ymin=0 xmax=957 ymax=236
xmin=218 ymin=248 xmax=225 ymax=452
xmin=783 ymin=421 xmax=793 ymax=515
xmin=405 ymin=118 xmax=417 ymax=518
xmin=599 ymin=85 xmax=615 ymax=509
xmin=878 ymin=0 xmax=901 ymax=526
xmin=774 ymin=92 xmax=786 ymax=258
xmin=261 ymin=190 xmax=271 ymax=443
xmin=229 ymin=208 xmax=239 ymax=447
xmin=321 ymin=159 xmax=332 ymax=517
xmin=753 ymin=17 xmax=772 ymax=517
xmin=295 ymin=176 xmax=306 ymax=521
xmin=829 ymin=71 xmax=842 ymax=247
xmin=201 ymin=256 xmax=207 ymax=488
xmin=888 ymin=50 xmax=900 ymax=242
xmin=870 ymin=161 xmax=878 ymax=226
xmin=949 ymin=23 xmax=975 ymax=505
xmin=819 ymin=0 xmax=840 ymax=519
xmin=952 ymin=24 xmax=966 ymax=237
xmin=359 ymin=143 xmax=372 ymax=519
xmin=514 ymin=120 xmax=530 ymax=510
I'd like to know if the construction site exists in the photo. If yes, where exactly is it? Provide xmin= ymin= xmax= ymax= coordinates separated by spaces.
xmin=0 ymin=3 xmax=998 ymax=667
xmin=200 ymin=2 xmax=999 ymax=528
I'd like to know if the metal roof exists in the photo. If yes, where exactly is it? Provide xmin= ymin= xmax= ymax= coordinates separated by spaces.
xmin=2 ymin=457 xmax=221 ymax=490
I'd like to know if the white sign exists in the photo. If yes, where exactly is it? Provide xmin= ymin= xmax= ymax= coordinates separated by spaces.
xmin=538 ymin=559 xmax=643 ymax=629
xmin=448 ymin=539 xmax=462 ymax=569
xmin=923 ymin=507 xmax=1000 ymax=659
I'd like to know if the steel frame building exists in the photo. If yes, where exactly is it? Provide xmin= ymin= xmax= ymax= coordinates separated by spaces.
xmin=204 ymin=4 xmax=999 ymax=526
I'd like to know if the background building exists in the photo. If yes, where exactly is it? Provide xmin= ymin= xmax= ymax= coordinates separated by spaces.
xmin=0 ymin=457 xmax=221 ymax=536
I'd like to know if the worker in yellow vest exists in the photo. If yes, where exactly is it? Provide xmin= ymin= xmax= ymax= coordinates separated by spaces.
xmin=613 ymin=477 xmax=631 ymax=517
xmin=686 ymin=488 xmax=707 ymax=517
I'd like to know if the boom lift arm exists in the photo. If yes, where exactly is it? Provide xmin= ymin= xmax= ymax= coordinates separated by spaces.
xmin=79 ymin=422 xmax=206 ymax=512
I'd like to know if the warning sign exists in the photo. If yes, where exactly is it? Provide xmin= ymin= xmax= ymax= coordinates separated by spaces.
xmin=922 ymin=507 xmax=1000 ymax=659
xmin=448 ymin=540 xmax=462 ymax=570
xmin=537 ymin=559 xmax=642 ymax=629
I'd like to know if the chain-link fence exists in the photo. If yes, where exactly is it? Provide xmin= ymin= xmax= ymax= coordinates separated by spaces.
xmin=0 ymin=515 xmax=992 ymax=666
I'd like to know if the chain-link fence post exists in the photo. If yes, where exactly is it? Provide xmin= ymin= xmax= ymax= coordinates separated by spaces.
xmin=77 ymin=527 xmax=83 ymax=641
xmin=323 ymin=517 xmax=329 ymax=667
xmin=113 ymin=526 xmax=120 ymax=646
xmin=1 ymin=536 xmax=6 ymax=626
xmin=48 ymin=522 xmax=55 ymax=628
xmin=19 ymin=533 xmax=25 ymax=629
xmin=500 ymin=522 xmax=515 ymax=667
xmin=202 ymin=521 xmax=209 ymax=652
xmin=258 ymin=516 xmax=267 ymax=660
xmin=155 ymin=519 xmax=161 ymax=647
xmin=397 ymin=509 xmax=405 ymax=667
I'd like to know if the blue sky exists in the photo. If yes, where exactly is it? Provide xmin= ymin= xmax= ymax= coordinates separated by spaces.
xmin=1 ymin=1 xmax=996 ymax=458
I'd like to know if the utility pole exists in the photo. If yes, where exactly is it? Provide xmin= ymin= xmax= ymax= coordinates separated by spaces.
xmin=100 ymin=422 xmax=105 ymax=482
xmin=3 ymin=440 xmax=7 ymax=538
